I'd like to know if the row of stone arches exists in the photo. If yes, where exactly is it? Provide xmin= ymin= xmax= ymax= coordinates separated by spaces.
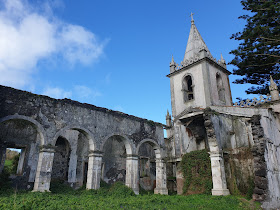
xmin=0 ymin=115 xmax=168 ymax=194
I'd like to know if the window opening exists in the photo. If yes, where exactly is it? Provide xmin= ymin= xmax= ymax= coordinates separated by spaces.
xmin=4 ymin=147 xmax=24 ymax=175
xmin=182 ymin=75 xmax=194 ymax=102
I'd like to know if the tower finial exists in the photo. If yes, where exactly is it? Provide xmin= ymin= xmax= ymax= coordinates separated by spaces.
xmin=170 ymin=55 xmax=175 ymax=66
xmin=269 ymin=75 xmax=280 ymax=101
xmin=190 ymin=12 xmax=194 ymax=24
xmin=220 ymin=53 xmax=226 ymax=64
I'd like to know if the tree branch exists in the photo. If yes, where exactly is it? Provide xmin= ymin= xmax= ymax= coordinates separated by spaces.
xmin=244 ymin=62 xmax=278 ymax=67
xmin=254 ymin=54 xmax=280 ymax=58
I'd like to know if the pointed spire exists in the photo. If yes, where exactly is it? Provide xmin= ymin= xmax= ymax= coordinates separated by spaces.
xmin=220 ymin=54 xmax=225 ymax=63
xmin=219 ymin=54 xmax=226 ymax=66
xmin=170 ymin=55 xmax=175 ymax=66
xmin=269 ymin=75 xmax=280 ymax=101
xmin=183 ymin=15 xmax=211 ymax=62
xmin=166 ymin=109 xmax=172 ymax=127
xmin=166 ymin=109 xmax=170 ymax=119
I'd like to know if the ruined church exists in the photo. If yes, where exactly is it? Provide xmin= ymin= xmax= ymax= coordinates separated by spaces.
xmin=0 ymin=17 xmax=280 ymax=208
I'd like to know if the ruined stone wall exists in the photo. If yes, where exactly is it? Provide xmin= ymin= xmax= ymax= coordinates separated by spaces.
xmin=0 ymin=85 xmax=165 ymax=150
xmin=0 ymin=85 xmax=165 ymax=190
xmin=210 ymin=113 xmax=255 ymax=197
xmin=259 ymin=110 xmax=280 ymax=208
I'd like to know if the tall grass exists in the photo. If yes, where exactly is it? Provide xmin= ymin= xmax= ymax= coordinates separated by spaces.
xmin=0 ymin=181 xmax=261 ymax=210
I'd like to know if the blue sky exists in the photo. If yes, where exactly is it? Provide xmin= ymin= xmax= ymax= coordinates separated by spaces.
xmin=0 ymin=0 xmax=254 ymax=124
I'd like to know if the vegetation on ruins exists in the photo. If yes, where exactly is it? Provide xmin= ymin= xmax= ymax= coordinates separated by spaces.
xmin=180 ymin=149 xmax=213 ymax=195
xmin=229 ymin=0 xmax=280 ymax=94
xmin=0 ymin=181 xmax=261 ymax=210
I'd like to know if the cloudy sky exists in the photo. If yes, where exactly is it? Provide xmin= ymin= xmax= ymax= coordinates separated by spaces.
xmin=0 ymin=0 xmax=252 ymax=124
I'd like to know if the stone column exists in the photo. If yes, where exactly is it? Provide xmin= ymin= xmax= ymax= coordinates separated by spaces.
xmin=86 ymin=151 xmax=103 ymax=190
xmin=125 ymin=155 xmax=139 ymax=195
xmin=17 ymin=148 xmax=26 ymax=175
xmin=154 ymin=158 xmax=168 ymax=195
xmin=0 ymin=145 xmax=6 ymax=173
xmin=209 ymin=152 xmax=230 ymax=195
xmin=68 ymin=148 xmax=77 ymax=186
xmin=33 ymin=147 xmax=55 ymax=192
xmin=204 ymin=115 xmax=230 ymax=196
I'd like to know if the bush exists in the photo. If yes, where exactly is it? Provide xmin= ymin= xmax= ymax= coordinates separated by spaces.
xmin=109 ymin=182 xmax=135 ymax=197
xmin=180 ymin=149 xmax=212 ymax=195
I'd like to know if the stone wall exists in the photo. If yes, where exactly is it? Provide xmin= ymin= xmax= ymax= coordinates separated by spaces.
xmin=0 ymin=85 xmax=166 ymax=192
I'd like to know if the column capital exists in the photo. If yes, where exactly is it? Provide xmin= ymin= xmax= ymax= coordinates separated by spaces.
xmin=126 ymin=154 xmax=139 ymax=160
xmin=155 ymin=158 xmax=166 ymax=163
xmin=88 ymin=150 xmax=103 ymax=157
xmin=39 ymin=145 xmax=55 ymax=153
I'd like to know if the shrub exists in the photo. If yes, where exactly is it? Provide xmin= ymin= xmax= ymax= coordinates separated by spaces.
xmin=109 ymin=182 xmax=135 ymax=197
xmin=180 ymin=149 xmax=212 ymax=195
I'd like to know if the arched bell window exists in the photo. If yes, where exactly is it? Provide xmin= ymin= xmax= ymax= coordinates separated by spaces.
xmin=216 ymin=73 xmax=225 ymax=102
xmin=182 ymin=75 xmax=194 ymax=102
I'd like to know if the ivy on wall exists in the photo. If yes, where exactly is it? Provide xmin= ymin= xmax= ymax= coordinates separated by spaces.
xmin=180 ymin=149 xmax=212 ymax=195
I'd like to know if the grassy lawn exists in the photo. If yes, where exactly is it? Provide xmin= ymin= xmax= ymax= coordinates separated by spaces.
xmin=0 ymin=183 xmax=261 ymax=210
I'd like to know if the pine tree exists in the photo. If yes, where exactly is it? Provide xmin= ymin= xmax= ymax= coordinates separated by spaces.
xmin=230 ymin=0 xmax=280 ymax=94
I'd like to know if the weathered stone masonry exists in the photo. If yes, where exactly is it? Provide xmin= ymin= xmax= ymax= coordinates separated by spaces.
xmin=0 ymin=85 xmax=168 ymax=194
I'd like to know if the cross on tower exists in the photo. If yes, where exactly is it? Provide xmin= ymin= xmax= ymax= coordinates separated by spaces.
xmin=190 ymin=12 xmax=194 ymax=21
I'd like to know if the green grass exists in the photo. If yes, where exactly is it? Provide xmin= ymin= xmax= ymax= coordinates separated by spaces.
xmin=0 ymin=183 xmax=261 ymax=210
xmin=4 ymin=160 xmax=13 ymax=167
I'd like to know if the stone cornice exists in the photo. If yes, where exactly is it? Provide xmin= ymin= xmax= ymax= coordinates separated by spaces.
xmin=166 ymin=57 xmax=231 ymax=78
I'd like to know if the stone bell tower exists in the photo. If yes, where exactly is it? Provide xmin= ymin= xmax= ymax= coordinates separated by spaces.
xmin=168 ymin=16 xmax=233 ymax=118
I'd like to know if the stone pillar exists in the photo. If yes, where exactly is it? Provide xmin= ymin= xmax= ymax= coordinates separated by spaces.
xmin=209 ymin=152 xmax=230 ymax=196
xmin=17 ymin=148 xmax=26 ymax=175
xmin=154 ymin=158 xmax=168 ymax=195
xmin=0 ymin=145 xmax=6 ymax=173
xmin=33 ymin=147 xmax=55 ymax=192
xmin=68 ymin=148 xmax=77 ymax=186
xmin=125 ymin=155 xmax=139 ymax=195
xmin=204 ymin=115 xmax=230 ymax=196
xmin=86 ymin=151 xmax=103 ymax=190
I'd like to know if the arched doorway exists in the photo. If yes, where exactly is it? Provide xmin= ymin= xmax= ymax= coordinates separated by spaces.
xmin=51 ymin=136 xmax=70 ymax=182
xmin=0 ymin=116 xmax=44 ymax=189
xmin=138 ymin=143 xmax=156 ymax=191
xmin=136 ymin=139 xmax=168 ymax=194
xmin=51 ymin=126 xmax=96 ymax=189
xmin=102 ymin=135 xmax=129 ymax=184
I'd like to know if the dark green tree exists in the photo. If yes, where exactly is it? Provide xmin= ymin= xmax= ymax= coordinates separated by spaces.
xmin=230 ymin=0 xmax=280 ymax=94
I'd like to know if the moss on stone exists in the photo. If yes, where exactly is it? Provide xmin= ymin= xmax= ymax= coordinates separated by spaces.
xmin=179 ymin=149 xmax=212 ymax=195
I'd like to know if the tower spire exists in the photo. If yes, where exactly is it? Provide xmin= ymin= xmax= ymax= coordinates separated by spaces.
xmin=183 ymin=15 xmax=211 ymax=62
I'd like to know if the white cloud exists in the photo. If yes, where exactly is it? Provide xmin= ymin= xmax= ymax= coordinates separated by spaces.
xmin=0 ymin=0 xmax=105 ymax=88
xmin=42 ymin=86 xmax=72 ymax=99
xmin=74 ymin=85 xmax=101 ymax=99
xmin=42 ymin=85 xmax=101 ymax=100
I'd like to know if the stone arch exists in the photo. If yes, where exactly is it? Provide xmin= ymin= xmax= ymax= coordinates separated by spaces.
xmin=136 ymin=138 xmax=168 ymax=194
xmin=0 ymin=114 xmax=46 ymax=146
xmin=52 ymin=125 xmax=96 ymax=151
xmin=136 ymin=139 xmax=162 ymax=159
xmin=100 ymin=133 xmax=135 ymax=155
xmin=182 ymin=74 xmax=194 ymax=102
xmin=101 ymin=134 xmax=135 ymax=185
